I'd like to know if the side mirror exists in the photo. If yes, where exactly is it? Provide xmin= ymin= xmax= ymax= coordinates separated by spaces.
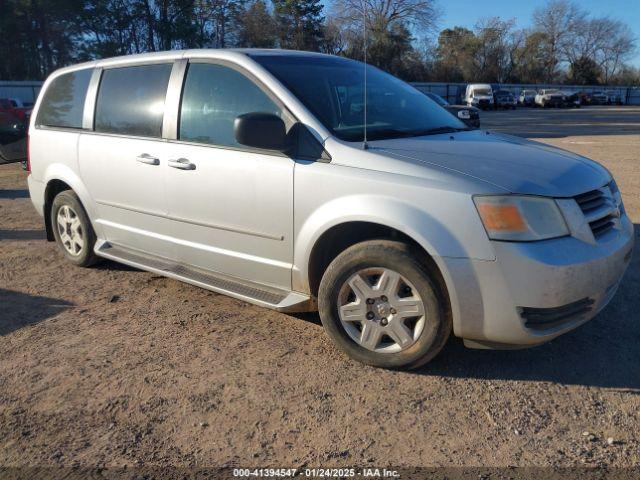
xmin=234 ymin=112 xmax=289 ymax=151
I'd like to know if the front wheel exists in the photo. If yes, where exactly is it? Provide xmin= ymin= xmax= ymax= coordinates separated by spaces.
xmin=51 ymin=190 xmax=100 ymax=267
xmin=318 ymin=240 xmax=451 ymax=369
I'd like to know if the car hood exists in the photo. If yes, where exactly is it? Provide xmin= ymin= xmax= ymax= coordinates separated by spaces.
xmin=367 ymin=130 xmax=610 ymax=197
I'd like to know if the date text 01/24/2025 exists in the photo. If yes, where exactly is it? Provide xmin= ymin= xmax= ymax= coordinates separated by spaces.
xmin=233 ymin=468 xmax=401 ymax=478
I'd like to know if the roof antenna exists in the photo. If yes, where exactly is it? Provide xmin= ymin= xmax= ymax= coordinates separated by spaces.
xmin=362 ymin=0 xmax=368 ymax=150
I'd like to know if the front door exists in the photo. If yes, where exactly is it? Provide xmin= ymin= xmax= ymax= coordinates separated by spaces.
xmin=162 ymin=61 xmax=295 ymax=290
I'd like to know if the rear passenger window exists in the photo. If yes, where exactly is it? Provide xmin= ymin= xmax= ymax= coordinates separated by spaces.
xmin=37 ymin=69 xmax=92 ymax=128
xmin=179 ymin=63 xmax=282 ymax=148
xmin=95 ymin=64 xmax=172 ymax=138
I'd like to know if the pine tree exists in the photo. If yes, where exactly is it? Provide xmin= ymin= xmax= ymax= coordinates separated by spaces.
xmin=272 ymin=0 xmax=324 ymax=51
xmin=238 ymin=0 xmax=277 ymax=48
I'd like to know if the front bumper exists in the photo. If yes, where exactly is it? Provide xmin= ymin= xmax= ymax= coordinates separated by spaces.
xmin=472 ymin=99 xmax=492 ymax=109
xmin=443 ymin=214 xmax=634 ymax=348
xmin=496 ymin=100 xmax=516 ymax=108
xmin=544 ymin=97 xmax=564 ymax=106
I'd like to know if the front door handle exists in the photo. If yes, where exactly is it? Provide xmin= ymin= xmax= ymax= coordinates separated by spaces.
xmin=168 ymin=158 xmax=196 ymax=170
xmin=136 ymin=153 xmax=159 ymax=165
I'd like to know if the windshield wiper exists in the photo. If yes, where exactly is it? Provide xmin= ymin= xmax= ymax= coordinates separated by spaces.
xmin=364 ymin=128 xmax=417 ymax=141
xmin=407 ymin=126 xmax=472 ymax=137
xmin=348 ymin=126 xmax=472 ymax=142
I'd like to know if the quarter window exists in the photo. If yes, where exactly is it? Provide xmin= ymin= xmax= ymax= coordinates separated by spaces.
xmin=95 ymin=64 xmax=172 ymax=138
xmin=179 ymin=63 xmax=282 ymax=148
xmin=36 ymin=69 xmax=93 ymax=128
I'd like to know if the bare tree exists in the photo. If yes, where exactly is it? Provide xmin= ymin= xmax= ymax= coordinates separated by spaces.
xmin=322 ymin=17 xmax=349 ymax=54
xmin=597 ymin=21 xmax=636 ymax=83
xmin=532 ymin=0 xmax=586 ymax=82
xmin=332 ymin=0 xmax=440 ymax=35
xmin=473 ymin=17 xmax=516 ymax=82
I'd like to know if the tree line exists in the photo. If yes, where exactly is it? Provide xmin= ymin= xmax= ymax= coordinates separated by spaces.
xmin=1 ymin=0 xmax=638 ymax=85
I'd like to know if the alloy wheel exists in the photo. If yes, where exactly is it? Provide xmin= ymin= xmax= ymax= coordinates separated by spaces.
xmin=337 ymin=267 xmax=426 ymax=353
xmin=56 ymin=205 xmax=84 ymax=256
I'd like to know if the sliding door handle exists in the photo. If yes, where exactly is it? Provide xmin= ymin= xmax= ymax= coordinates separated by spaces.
xmin=168 ymin=158 xmax=196 ymax=170
xmin=136 ymin=153 xmax=160 ymax=165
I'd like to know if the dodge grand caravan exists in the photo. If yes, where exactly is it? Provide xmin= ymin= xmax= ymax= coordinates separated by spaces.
xmin=27 ymin=50 xmax=634 ymax=369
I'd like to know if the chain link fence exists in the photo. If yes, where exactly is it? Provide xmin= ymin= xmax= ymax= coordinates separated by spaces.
xmin=2 ymin=79 xmax=639 ymax=107
xmin=0 ymin=81 xmax=43 ymax=106
xmin=411 ymin=82 xmax=640 ymax=106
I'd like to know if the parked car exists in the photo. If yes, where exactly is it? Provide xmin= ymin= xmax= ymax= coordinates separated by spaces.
xmin=535 ymin=89 xmax=565 ymax=108
xmin=590 ymin=91 xmax=608 ymax=105
xmin=27 ymin=50 xmax=634 ymax=369
xmin=494 ymin=90 xmax=517 ymax=110
xmin=606 ymin=90 xmax=623 ymax=105
xmin=562 ymin=91 xmax=581 ymax=108
xmin=575 ymin=91 xmax=593 ymax=105
xmin=6 ymin=97 xmax=28 ymax=108
xmin=0 ymin=111 xmax=27 ymax=164
xmin=0 ymin=97 xmax=32 ymax=122
xmin=518 ymin=89 xmax=537 ymax=106
xmin=464 ymin=83 xmax=494 ymax=110
xmin=423 ymin=92 xmax=480 ymax=128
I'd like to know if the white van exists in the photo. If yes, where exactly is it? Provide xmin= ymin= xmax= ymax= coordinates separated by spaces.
xmin=464 ymin=84 xmax=494 ymax=110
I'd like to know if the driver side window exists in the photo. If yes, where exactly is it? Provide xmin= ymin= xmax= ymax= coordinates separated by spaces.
xmin=179 ymin=63 xmax=282 ymax=148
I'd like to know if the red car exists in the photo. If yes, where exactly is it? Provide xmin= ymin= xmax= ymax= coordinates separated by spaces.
xmin=0 ymin=98 xmax=32 ymax=122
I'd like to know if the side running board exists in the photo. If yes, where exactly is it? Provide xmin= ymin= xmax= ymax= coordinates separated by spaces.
xmin=95 ymin=241 xmax=314 ymax=313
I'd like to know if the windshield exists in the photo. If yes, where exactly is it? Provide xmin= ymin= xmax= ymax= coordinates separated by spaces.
xmin=473 ymin=89 xmax=491 ymax=96
xmin=251 ymin=54 xmax=466 ymax=142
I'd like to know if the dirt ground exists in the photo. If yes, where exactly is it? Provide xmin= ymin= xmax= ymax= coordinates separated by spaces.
xmin=0 ymin=106 xmax=639 ymax=471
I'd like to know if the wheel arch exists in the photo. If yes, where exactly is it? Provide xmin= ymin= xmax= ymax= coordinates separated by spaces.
xmin=44 ymin=179 xmax=72 ymax=240
xmin=42 ymin=164 xmax=96 ymax=242
xmin=307 ymin=220 xmax=451 ymax=303
xmin=293 ymin=193 xmax=476 ymax=329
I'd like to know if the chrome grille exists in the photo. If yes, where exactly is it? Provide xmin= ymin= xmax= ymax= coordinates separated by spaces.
xmin=574 ymin=189 xmax=606 ymax=212
xmin=589 ymin=215 xmax=616 ymax=237
xmin=574 ymin=186 xmax=618 ymax=239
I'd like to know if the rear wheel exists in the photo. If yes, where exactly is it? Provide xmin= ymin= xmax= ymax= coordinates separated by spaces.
xmin=318 ymin=240 xmax=451 ymax=369
xmin=51 ymin=190 xmax=99 ymax=267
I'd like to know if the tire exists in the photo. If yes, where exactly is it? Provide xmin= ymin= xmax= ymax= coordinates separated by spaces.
xmin=318 ymin=240 xmax=451 ymax=369
xmin=50 ymin=190 xmax=100 ymax=267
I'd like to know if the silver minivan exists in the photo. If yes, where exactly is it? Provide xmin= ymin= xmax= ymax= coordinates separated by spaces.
xmin=27 ymin=49 xmax=634 ymax=369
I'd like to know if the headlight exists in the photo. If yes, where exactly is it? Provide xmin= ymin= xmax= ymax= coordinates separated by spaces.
xmin=474 ymin=195 xmax=570 ymax=241
xmin=457 ymin=110 xmax=471 ymax=119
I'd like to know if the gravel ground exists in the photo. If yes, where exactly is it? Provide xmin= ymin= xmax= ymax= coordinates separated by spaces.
xmin=0 ymin=106 xmax=638 ymax=470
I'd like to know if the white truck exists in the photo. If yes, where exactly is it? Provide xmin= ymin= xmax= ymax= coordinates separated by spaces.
xmin=464 ymin=84 xmax=494 ymax=110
